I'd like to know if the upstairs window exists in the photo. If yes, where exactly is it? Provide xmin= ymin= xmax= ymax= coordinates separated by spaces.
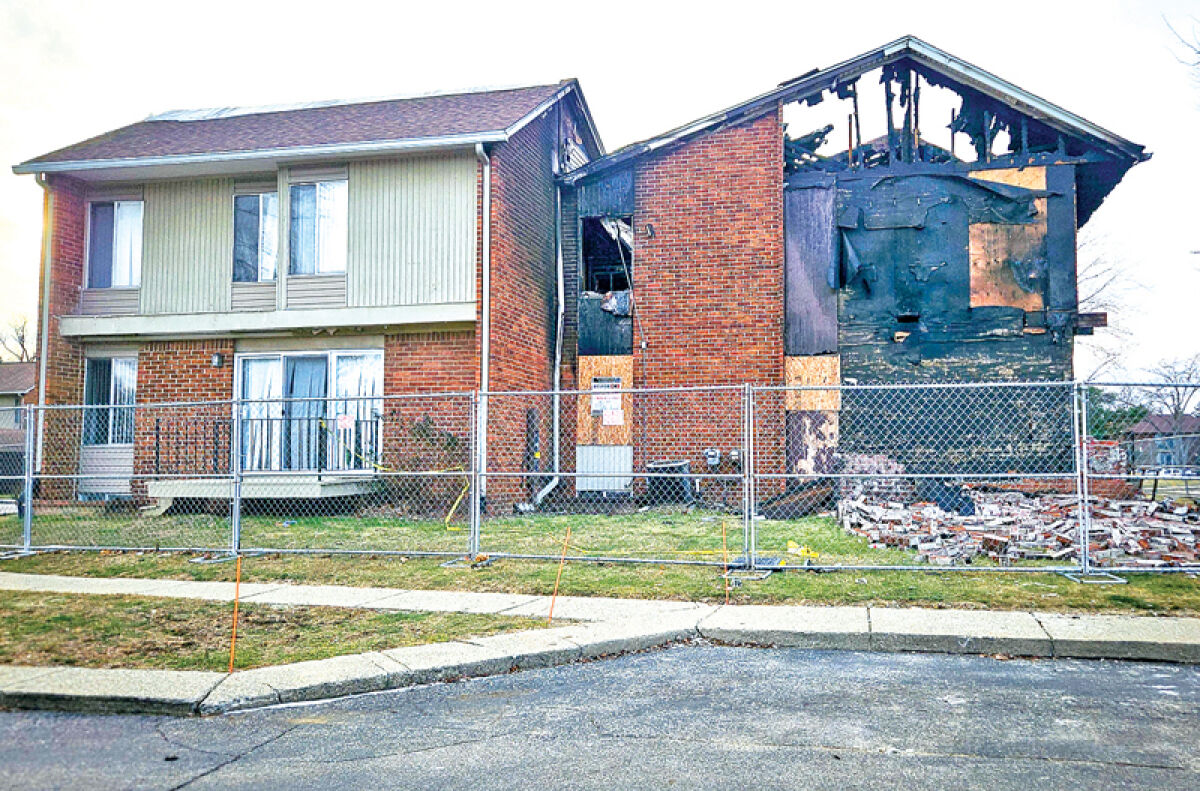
xmin=289 ymin=180 xmax=347 ymax=275
xmin=87 ymin=201 xmax=143 ymax=289
xmin=83 ymin=357 xmax=137 ymax=446
xmin=233 ymin=192 xmax=279 ymax=282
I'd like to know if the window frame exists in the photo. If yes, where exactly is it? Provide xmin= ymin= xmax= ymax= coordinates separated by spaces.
xmin=232 ymin=190 xmax=279 ymax=284
xmin=288 ymin=179 xmax=348 ymax=276
xmin=85 ymin=199 xmax=144 ymax=290
xmin=233 ymin=349 xmax=383 ymax=472
xmin=82 ymin=356 xmax=138 ymax=447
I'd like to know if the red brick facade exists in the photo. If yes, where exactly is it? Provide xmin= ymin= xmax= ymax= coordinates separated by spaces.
xmin=632 ymin=111 xmax=785 ymax=388
xmin=625 ymin=111 xmax=786 ymax=493
xmin=37 ymin=176 xmax=87 ymax=485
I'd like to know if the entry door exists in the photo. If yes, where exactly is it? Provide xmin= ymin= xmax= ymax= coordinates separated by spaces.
xmin=282 ymin=356 xmax=327 ymax=470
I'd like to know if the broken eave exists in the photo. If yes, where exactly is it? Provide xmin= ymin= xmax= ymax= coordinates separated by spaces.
xmin=562 ymin=36 xmax=1148 ymax=221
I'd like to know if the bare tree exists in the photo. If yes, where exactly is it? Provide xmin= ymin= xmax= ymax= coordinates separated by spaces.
xmin=1140 ymin=354 xmax=1200 ymax=469
xmin=0 ymin=317 xmax=34 ymax=362
xmin=1075 ymin=233 xmax=1142 ymax=380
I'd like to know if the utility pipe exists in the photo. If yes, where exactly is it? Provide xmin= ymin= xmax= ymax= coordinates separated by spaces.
xmin=34 ymin=173 xmax=53 ymax=472
xmin=474 ymin=144 xmax=491 ymax=499
xmin=535 ymin=181 xmax=565 ymax=506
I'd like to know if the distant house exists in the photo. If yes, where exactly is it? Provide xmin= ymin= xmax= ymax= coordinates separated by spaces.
xmin=1126 ymin=415 xmax=1200 ymax=469
xmin=0 ymin=361 xmax=35 ymax=429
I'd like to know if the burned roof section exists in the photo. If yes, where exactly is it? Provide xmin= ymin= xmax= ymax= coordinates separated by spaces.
xmin=564 ymin=36 xmax=1147 ymax=225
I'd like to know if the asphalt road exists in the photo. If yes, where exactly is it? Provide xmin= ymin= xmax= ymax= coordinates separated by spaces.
xmin=1 ymin=646 xmax=1198 ymax=790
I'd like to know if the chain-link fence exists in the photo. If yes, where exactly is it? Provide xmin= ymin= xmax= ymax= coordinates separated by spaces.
xmin=3 ymin=382 xmax=1197 ymax=574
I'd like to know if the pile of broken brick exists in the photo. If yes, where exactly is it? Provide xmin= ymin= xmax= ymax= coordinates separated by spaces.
xmin=837 ymin=489 xmax=1200 ymax=568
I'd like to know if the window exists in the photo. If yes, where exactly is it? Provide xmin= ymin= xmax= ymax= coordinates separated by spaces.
xmin=581 ymin=216 xmax=632 ymax=293
xmin=83 ymin=358 xmax=137 ymax=445
xmin=87 ymin=201 xmax=143 ymax=288
xmin=238 ymin=350 xmax=381 ymax=472
xmin=233 ymin=193 xmax=279 ymax=282
xmin=289 ymin=180 xmax=347 ymax=275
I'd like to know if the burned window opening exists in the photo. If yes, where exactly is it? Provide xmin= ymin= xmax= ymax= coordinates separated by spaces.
xmin=578 ymin=216 xmax=635 ymax=356
xmin=582 ymin=216 xmax=633 ymax=294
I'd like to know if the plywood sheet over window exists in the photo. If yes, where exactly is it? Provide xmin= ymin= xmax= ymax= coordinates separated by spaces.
xmin=785 ymin=355 xmax=841 ymax=411
xmin=968 ymin=167 xmax=1047 ymax=312
xmin=576 ymin=355 xmax=633 ymax=446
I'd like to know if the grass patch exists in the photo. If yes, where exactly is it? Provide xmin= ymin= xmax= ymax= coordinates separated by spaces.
xmin=0 ymin=589 xmax=546 ymax=672
xmin=3 ymin=550 xmax=1198 ymax=616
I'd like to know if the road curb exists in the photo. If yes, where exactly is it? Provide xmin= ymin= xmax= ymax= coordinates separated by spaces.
xmin=3 ymin=593 xmax=1200 ymax=716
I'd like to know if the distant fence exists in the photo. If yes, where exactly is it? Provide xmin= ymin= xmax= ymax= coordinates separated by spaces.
xmin=1 ymin=382 xmax=1197 ymax=575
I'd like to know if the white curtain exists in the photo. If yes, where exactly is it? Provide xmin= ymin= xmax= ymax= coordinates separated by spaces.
xmin=332 ymin=353 xmax=382 ymax=470
xmin=316 ymin=181 xmax=347 ymax=274
xmin=112 ymin=201 xmax=142 ymax=287
xmin=109 ymin=358 xmax=137 ymax=444
xmin=240 ymin=358 xmax=282 ymax=471
xmin=259 ymin=193 xmax=278 ymax=281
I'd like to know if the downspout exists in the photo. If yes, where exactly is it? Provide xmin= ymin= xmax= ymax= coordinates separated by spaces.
xmin=33 ymin=173 xmax=53 ymax=472
xmin=474 ymin=144 xmax=491 ymax=499
xmin=535 ymin=182 xmax=565 ymax=506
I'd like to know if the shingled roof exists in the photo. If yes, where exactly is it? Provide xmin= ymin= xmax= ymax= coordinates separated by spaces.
xmin=15 ymin=81 xmax=581 ymax=172
xmin=0 ymin=362 xmax=35 ymax=396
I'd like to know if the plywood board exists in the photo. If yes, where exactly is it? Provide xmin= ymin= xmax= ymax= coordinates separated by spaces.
xmin=785 ymin=355 xmax=841 ymax=411
xmin=576 ymin=355 xmax=633 ymax=446
xmin=968 ymin=166 xmax=1047 ymax=312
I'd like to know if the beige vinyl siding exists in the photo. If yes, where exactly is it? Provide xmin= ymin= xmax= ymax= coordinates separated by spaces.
xmin=140 ymin=178 xmax=234 ymax=315
xmin=231 ymin=282 xmax=277 ymax=311
xmin=78 ymin=288 xmax=139 ymax=316
xmin=287 ymin=274 xmax=346 ymax=308
xmin=347 ymin=153 xmax=476 ymax=308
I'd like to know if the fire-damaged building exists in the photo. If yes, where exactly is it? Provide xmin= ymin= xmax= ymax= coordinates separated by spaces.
xmin=558 ymin=36 xmax=1148 ymax=491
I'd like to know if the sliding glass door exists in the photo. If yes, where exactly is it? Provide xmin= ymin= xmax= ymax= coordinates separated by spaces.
xmin=238 ymin=351 xmax=382 ymax=473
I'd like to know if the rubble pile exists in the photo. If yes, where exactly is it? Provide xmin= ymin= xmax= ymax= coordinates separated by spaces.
xmin=838 ymin=491 xmax=1200 ymax=567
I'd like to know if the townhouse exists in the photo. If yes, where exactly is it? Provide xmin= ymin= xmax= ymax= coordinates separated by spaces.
xmin=14 ymin=82 xmax=601 ymax=498
xmin=13 ymin=37 xmax=1149 ymax=506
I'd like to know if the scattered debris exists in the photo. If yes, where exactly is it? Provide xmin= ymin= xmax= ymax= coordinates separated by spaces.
xmin=838 ymin=490 xmax=1200 ymax=567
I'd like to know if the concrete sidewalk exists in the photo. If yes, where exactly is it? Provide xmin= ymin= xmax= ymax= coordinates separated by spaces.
xmin=1 ymin=571 xmax=1199 ymax=716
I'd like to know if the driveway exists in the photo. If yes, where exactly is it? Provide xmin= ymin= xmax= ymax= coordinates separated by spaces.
xmin=1 ymin=646 xmax=1197 ymax=790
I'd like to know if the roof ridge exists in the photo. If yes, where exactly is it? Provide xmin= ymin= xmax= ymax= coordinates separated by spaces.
xmin=145 ymin=80 xmax=572 ymax=123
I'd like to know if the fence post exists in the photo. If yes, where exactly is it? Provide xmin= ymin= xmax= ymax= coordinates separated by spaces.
xmin=468 ymin=390 xmax=481 ymax=558
xmin=1076 ymin=383 xmax=1092 ymax=575
xmin=21 ymin=404 xmax=34 ymax=553
xmin=230 ymin=400 xmax=243 ymax=556
xmin=739 ymin=384 xmax=748 ymax=568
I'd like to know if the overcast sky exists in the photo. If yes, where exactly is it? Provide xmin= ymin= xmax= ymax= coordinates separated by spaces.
xmin=1 ymin=0 xmax=1196 ymax=378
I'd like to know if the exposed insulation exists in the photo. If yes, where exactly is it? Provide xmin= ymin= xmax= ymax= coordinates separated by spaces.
xmin=576 ymin=355 xmax=633 ymax=446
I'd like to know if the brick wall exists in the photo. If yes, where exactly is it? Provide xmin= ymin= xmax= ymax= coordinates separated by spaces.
xmin=36 ymin=176 xmax=87 ymax=490
xmin=133 ymin=340 xmax=234 ymax=482
xmin=484 ymin=110 xmax=560 ymax=511
xmin=629 ymin=111 xmax=786 ymax=488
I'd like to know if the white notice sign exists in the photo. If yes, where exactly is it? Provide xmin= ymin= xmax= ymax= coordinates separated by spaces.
xmin=601 ymin=408 xmax=625 ymax=426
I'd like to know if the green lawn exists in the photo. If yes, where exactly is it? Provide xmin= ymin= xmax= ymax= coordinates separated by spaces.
xmin=3 ymin=550 xmax=1198 ymax=616
xmin=0 ymin=589 xmax=547 ymax=672
xmin=7 ymin=502 xmax=920 ymax=567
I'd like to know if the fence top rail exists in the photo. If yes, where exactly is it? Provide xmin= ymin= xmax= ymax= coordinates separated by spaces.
xmin=479 ymin=384 xmax=749 ymax=397
xmin=32 ymin=380 xmax=1200 ymax=413
xmin=1084 ymin=381 xmax=1200 ymax=388
xmin=755 ymin=380 xmax=1076 ymax=392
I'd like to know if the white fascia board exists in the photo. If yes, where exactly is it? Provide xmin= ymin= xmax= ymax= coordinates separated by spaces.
xmin=12 ymin=132 xmax=507 ymax=176
xmin=59 ymin=302 xmax=477 ymax=340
